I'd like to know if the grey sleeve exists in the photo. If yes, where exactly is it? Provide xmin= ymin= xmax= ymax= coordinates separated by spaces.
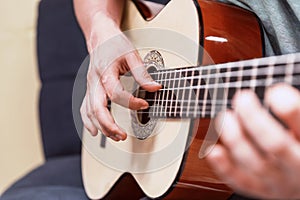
xmin=217 ymin=0 xmax=300 ymax=56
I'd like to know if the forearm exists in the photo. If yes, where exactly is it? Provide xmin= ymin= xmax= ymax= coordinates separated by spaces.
xmin=73 ymin=0 xmax=125 ymax=49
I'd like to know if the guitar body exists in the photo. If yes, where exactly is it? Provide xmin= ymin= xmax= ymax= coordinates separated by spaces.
xmin=82 ymin=0 xmax=263 ymax=199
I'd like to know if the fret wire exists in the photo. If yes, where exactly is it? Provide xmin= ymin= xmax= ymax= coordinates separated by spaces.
xmin=169 ymin=69 xmax=177 ymax=116
xmin=186 ymin=68 xmax=195 ymax=117
xmin=223 ymin=64 xmax=231 ymax=111
xmin=194 ymin=67 xmax=202 ymax=118
xmin=250 ymin=59 xmax=259 ymax=90
xmin=156 ymin=71 xmax=163 ymax=116
xmin=180 ymin=70 xmax=188 ymax=117
xmin=285 ymin=54 xmax=295 ymax=84
xmin=152 ymin=72 xmax=156 ymax=114
xmin=211 ymin=67 xmax=220 ymax=117
xmin=266 ymin=59 xmax=275 ymax=87
xmin=153 ymin=71 xmax=159 ymax=115
xmin=164 ymin=72 xmax=168 ymax=116
xmin=164 ymin=71 xmax=172 ymax=116
xmin=202 ymin=68 xmax=210 ymax=118
xmin=160 ymin=71 xmax=168 ymax=116
xmin=173 ymin=70 xmax=180 ymax=117
xmin=236 ymin=64 xmax=244 ymax=94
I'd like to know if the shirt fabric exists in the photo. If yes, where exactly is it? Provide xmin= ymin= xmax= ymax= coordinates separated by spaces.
xmin=217 ymin=0 xmax=300 ymax=56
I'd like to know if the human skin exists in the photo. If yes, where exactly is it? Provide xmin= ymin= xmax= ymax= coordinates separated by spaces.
xmin=207 ymin=84 xmax=300 ymax=199
xmin=74 ymin=0 xmax=161 ymax=141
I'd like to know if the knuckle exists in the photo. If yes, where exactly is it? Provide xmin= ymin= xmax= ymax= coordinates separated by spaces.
xmin=92 ymin=107 xmax=102 ymax=117
xmin=101 ymin=74 xmax=109 ymax=86
xmin=86 ymin=111 xmax=93 ymax=119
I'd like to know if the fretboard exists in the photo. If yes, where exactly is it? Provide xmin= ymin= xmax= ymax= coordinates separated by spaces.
xmin=145 ymin=53 xmax=300 ymax=119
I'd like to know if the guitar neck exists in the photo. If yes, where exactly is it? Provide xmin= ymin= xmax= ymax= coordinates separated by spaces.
xmin=147 ymin=53 xmax=300 ymax=119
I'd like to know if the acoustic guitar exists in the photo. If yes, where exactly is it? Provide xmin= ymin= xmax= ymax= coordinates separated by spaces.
xmin=81 ymin=0 xmax=300 ymax=199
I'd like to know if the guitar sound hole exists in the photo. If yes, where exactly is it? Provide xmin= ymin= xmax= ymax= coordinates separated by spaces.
xmin=136 ymin=66 xmax=157 ymax=125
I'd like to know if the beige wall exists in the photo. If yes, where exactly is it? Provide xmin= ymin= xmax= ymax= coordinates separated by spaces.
xmin=0 ymin=0 xmax=44 ymax=195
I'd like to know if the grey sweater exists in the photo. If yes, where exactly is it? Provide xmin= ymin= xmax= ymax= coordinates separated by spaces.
xmin=218 ymin=0 xmax=300 ymax=56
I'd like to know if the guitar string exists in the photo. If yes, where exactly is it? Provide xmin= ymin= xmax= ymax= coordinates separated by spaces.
xmin=105 ymin=76 xmax=300 ymax=115
xmin=108 ymin=74 xmax=300 ymax=103
xmin=145 ymin=53 xmax=300 ymax=77
xmin=104 ymin=54 xmax=300 ymax=116
xmin=144 ymin=63 xmax=300 ymax=85
xmin=137 ymin=74 xmax=300 ymax=92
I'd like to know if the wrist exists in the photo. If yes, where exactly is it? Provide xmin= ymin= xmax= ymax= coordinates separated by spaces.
xmin=87 ymin=11 xmax=122 ymax=53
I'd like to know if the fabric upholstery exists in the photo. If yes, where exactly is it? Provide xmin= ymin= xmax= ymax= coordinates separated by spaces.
xmin=1 ymin=155 xmax=88 ymax=200
xmin=37 ymin=0 xmax=88 ymax=158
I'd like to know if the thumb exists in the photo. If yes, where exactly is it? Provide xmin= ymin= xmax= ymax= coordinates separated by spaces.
xmin=125 ymin=51 xmax=161 ymax=92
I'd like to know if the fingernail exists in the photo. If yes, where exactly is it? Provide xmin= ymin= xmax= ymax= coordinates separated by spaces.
xmin=150 ymin=81 xmax=160 ymax=85
xmin=144 ymin=81 xmax=160 ymax=86
xmin=116 ymin=134 xmax=124 ymax=140
xmin=141 ymin=105 xmax=149 ymax=110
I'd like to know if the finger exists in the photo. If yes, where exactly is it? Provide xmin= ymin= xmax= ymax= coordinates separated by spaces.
xmin=215 ymin=110 xmax=288 ymax=192
xmin=86 ymin=93 xmax=105 ymax=133
xmin=125 ymin=51 xmax=161 ymax=92
xmin=232 ymin=90 xmax=295 ymax=159
xmin=80 ymin=96 xmax=98 ymax=136
xmin=215 ymin=111 xmax=267 ymax=175
xmin=101 ymin=66 xmax=149 ymax=110
xmin=265 ymin=83 xmax=300 ymax=137
xmin=207 ymin=145 xmax=269 ymax=199
xmin=88 ymin=77 xmax=127 ymax=141
xmin=87 ymin=68 xmax=110 ymax=132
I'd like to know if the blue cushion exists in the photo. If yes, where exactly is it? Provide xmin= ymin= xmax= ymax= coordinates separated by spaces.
xmin=37 ymin=0 xmax=88 ymax=158
xmin=1 ymin=155 xmax=88 ymax=200
xmin=0 ymin=186 xmax=88 ymax=200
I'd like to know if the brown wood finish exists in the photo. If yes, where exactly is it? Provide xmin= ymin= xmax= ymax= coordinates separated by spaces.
xmin=172 ymin=0 xmax=264 ymax=199
xmin=198 ymin=0 xmax=263 ymax=65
